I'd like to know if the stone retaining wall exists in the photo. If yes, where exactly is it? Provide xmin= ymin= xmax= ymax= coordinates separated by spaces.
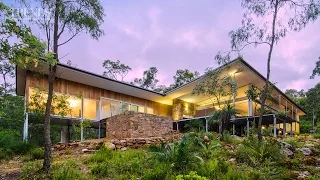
xmin=106 ymin=111 xmax=173 ymax=139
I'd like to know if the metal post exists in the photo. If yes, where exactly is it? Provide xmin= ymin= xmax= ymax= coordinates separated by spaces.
xmin=247 ymin=118 xmax=250 ymax=137
xmin=23 ymin=112 xmax=29 ymax=141
xmin=80 ymin=118 xmax=84 ymax=141
xmin=248 ymin=99 xmax=253 ymax=116
xmin=233 ymin=123 xmax=235 ymax=135
xmin=98 ymin=121 xmax=101 ymax=139
xmin=205 ymin=118 xmax=208 ymax=133
xmin=273 ymin=114 xmax=277 ymax=137
xmin=176 ymin=122 xmax=179 ymax=132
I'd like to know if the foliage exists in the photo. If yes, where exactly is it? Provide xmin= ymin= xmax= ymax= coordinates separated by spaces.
xmin=149 ymin=135 xmax=204 ymax=173
xmin=208 ymin=104 xmax=238 ymax=135
xmin=176 ymin=171 xmax=208 ymax=180
xmin=52 ymin=160 xmax=87 ymax=180
xmin=102 ymin=59 xmax=132 ymax=81
xmin=311 ymin=57 xmax=320 ymax=79
xmin=235 ymin=136 xmax=284 ymax=167
xmin=184 ymin=119 xmax=205 ymax=132
xmin=133 ymin=67 xmax=159 ymax=90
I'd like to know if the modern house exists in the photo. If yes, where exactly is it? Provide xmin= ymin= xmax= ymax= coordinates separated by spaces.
xmin=16 ymin=58 xmax=306 ymax=142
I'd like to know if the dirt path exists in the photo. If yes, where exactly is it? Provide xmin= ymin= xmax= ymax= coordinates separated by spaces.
xmin=0 ymin=159 xmax=22 ymax=180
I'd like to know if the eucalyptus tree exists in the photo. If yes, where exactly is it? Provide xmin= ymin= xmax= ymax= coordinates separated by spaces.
xmin=133 ymin=67 xmax=159 ymax=90
xmin=215 ymin=0 xmax=320 ymax=141
xmin=311 ymin=57 xmax=320 ymax=78
xmin=172 ymin=69 xmax=200 ymax=89
xmin=21 ymin=0 xmax=105 ymax=171
xmin=102 ymin=59 xmax=132 ymax=81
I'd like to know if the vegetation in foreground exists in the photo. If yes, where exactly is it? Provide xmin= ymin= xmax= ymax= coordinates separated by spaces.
xmin=0 ymin=132 xmax=314 ymax=180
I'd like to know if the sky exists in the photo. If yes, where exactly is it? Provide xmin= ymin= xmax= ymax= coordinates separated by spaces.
xmin=6 ymin=0 xmax=320 ymax=91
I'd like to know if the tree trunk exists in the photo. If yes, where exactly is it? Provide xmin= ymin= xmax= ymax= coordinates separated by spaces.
xmin=258 ymin=0 xmax=279 ymax=142
xmin=43 ymin=0 xmax=60 ymax=172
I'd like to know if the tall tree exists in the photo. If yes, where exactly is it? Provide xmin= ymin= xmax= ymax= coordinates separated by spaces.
xmin=102 ymin=59 xmax=132 ymax=81
xmin=172 ymin=69 xmax=200 ymax=89
xmin=133 ymin=67 xmax=159 ymax=90
xmin=0 ymin=60 xmax=15 ymax=95
xmin=215 ymin=0 xmax=320 ymax=141
xmin=311 ymin=57 xmax=320 ymax=78
xmin=22 ymin=0 xmax=105 ymax=171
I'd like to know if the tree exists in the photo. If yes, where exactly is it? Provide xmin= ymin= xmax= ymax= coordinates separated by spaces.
xmin=21 ymin=0 xmax=105 ymax=171
xmin=102 ymin=59 xmax=132 ymax=81
xmin=172 ymin=69 xmax=199 ymax=89
xmin=192 ymin=68 xmax=238 ymax=134
xmin=311 ymin=57 xmax=320 ymax=79
xmin=0 ymin=60 xmax=15 ymax=95
xmin=215 ymin=0 xmax=320 ymax=141
xmin=133 ymin=67 xmax=159 ymax=90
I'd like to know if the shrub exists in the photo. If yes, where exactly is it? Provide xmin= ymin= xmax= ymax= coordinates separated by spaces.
xmin=225 ymin=168 xmax=247 ymax=180
xmin=176 ymin=171 xmax=208 ymax=180
xmin=52 ymin=160 xmax=86 ymax=180
xmin=141 ymin=163 xmax=172 ymax=180
xmin=235 ymin=137 xmax=284 ymax=167
xmin=30 ymin=148 xmax=44 ymax=160
xmin=283 ymin=137 xmax=301 ymax=149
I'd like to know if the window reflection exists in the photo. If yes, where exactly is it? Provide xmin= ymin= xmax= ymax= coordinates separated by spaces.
xmin=83 ymin=99 xmax=99 ymax=120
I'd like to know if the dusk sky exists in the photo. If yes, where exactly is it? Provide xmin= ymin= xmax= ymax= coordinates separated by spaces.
xmin=9 ymin=0 xmax=320 ymax=91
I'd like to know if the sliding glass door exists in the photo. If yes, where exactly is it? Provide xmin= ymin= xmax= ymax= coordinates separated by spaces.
xmin=101 ymin=98 xmax=121 ymax=119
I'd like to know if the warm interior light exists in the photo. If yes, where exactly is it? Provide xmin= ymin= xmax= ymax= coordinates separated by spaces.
xmin=68 ymin=99 xmax=79 ymax=107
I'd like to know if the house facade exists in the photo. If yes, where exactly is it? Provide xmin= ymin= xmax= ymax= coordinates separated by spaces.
xmin=16 ymin=58 xmax=306 ymax=141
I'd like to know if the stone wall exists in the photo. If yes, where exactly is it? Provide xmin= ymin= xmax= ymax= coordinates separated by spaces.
xmin=172 ymin=98 xmax=196 ymax=120
xmin=106 ymin=111 xmax=173 ymax=139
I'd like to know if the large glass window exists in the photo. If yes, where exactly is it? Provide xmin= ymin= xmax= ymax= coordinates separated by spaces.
xmin=121 ymin=102 xmax=130 ymax=112
xmin=101 ymin=99 xmax=121 ymax=119
xmin=65 ymin=96 xmax=81 ymax=118
xmin=138 ymin=106 xmax=145 ymax=113
xmin=83 ymin=99 xmax=99 ymax=120
xmin=130 ymin=104 xmax=138 ymax=112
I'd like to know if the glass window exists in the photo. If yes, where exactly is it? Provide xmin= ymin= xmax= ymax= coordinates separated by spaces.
xmin=138 ymin=106 xmax=145 ymax=113
xmin=101 ymin=99 xmax=121 ymax=119
xmin=146 ymin=107 xmax=153 ymax=114
xmin=65 ymin=95 xmax=81 ymax=118
xmin=130 ymin=104 xmax=138 ymax=112
xmin=83 ymin=99 xmax=99 ymax=120
xmin=121 ymin=102 xmax=130 ymax=112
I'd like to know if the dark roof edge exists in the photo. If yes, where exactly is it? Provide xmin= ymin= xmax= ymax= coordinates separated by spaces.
xmin=56 ymin=63 xmax=166 ymax=96
xmin=238 ymin=59 xmax=307 ymax=115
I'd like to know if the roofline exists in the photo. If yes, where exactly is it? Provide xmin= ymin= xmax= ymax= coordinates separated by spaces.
xmin=238 ymin=59 xmax=307 ymax=115
xmin=164 ymin=57 xmax=242 ymax=95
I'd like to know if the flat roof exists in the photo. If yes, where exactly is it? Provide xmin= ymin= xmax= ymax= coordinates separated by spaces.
xmin=15 ymin=58 xmax=307 ymax=114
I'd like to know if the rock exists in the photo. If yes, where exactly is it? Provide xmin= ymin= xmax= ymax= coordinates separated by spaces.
xmin=228 ymin=158 xmax=236 ymax=163
xmin=203 ymin=136 xmax=210 ymax=142
xmin=279 ymin=140 xmax=294 ymax=150
xmin=297 ymin=148 xmax=312 ymax=156
xmin=305 ymin=143 xmax=315 ymax=147
xmin=81 ymin=148 xmax=88 ymax=153
xmin=230 ymin=135 xmax=242 ymax=140
xmin=297 ymin=171 xmax=310 ymax=179
xmin=283 ymin=148 xmax=294 ymax=157
xmin=121 ymin=147 xmax=128 ymax=151
xmin=106 ymin=142 xmax=116 ymax=150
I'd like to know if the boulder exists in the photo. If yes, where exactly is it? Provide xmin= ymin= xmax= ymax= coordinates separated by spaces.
xmin=305 ymin=143 xmax=315 ymax=147
xmin=297 ymin=148 xmax=312 ymax=156
xmin=106 ymin=142 xmax=116 ymax=150
xmin=283 ymin=148 xmax=294 ymax=157
xmin=203 ymin=136 xmax=210 ymax=142
xmin=297 ymin=171 xmax=310 ymax=179
xmin=278 ymin=140 xmax=294 ymax=151
xmin=121 ymin=147 xmax=128 ymax=151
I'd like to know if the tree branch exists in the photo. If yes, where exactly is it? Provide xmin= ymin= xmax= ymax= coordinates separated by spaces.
xmin=57 ymin=31 xmax=81 ymax=47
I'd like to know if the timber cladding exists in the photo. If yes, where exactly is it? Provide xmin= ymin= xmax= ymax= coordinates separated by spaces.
xmin=25 ymin=71 xmax=172 ymax=117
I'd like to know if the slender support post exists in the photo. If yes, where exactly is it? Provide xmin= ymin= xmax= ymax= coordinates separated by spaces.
xmin=80 ymin=118 xmax=84 ymax=141
xmin=176 ymin=122 xmax=179 ymax=132
xmin=273 ymin=115 xmax=277 ymax=137
xmin=98 ymin=121 xmax=101 ymax=139
xmin=205 ymin=118 xmax=208 ymax=133
xmin=247 ymin=118 xmax=249 ymax=137
xmin=233 ymin=123 xmax=235 ymax=135
xmin=248 ymin=99 xmax=253 ymax=116
xmin=283 ymin=120 xmax=286 ymax=138
xmin=23 ymin=112 xmax=29 ymax=141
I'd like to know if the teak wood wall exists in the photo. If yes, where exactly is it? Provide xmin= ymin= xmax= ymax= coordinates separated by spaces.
xmin=25 ymin=71 xmax=172 ymax=117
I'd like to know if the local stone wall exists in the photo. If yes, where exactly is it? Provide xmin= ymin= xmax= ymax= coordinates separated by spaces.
xmin=172 ymin=98 xmax=196 ymax=120
xmin=106 ymin=111 xmax=173 ymax=139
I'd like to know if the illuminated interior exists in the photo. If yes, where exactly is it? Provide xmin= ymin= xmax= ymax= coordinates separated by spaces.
xmin=83 ymin=99 xmax=99 ymax=120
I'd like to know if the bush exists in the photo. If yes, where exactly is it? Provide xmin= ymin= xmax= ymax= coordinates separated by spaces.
xmin=52 ymin=160 xmax=87 ymax=180
xmin=225 ymin=168 xmax=247 ymax=180
xmin=235 ymin=137 xmax=284 ymax=167
xmin=30 ymin=148 xmax=44 ymax=160
xmin=176 ymin=171 xmax=208 ymax=180
xmin=141 ymin=163 xmax=172 ymax=180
